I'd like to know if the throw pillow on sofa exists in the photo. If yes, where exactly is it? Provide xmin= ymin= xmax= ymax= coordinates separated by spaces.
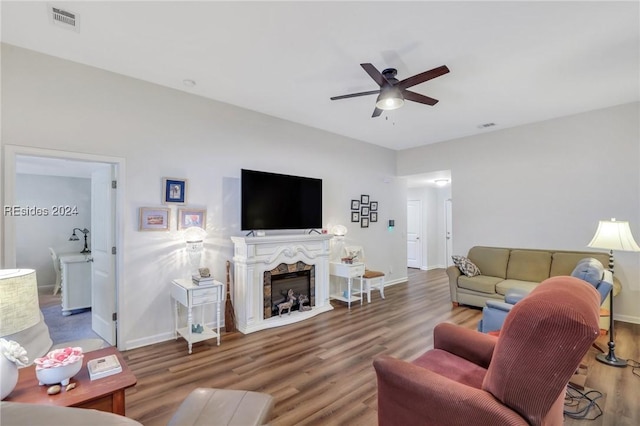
xmin=452 ymin=255 xmax=481 ymax=277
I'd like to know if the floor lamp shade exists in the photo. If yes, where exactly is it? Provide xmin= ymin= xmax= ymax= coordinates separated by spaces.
xmin=0 ymin=269 xmax=40 ymax=336
xmin=588 ymin=219 xmax=640 ymax=252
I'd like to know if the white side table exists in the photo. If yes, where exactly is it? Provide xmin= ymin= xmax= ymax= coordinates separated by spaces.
xmin=329 ymin=262 xmax=364 ymax=308
xmin=171 ymin=278 xmax=223 ymax=354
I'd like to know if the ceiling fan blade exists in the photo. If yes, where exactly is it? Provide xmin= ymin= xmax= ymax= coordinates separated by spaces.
xmin=330 ymin=90 xmax=380 ymax=101
xmin=372 ymin=107 xmax=383 ymax=118
xmin=398 ymin=65 xmax=449 ymax=90
xmin=361 ymin=63 xmax=388 ymax=87
xmin=403 ymin=90 xmax=439 ymax=106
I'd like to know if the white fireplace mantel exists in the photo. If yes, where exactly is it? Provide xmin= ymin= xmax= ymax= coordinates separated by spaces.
xmin=231 ymin=234 xmax=333 ymax=334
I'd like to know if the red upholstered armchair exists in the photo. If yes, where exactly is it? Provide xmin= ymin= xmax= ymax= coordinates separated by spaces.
xmin=374 ymin=276 xmax=601 ymax=426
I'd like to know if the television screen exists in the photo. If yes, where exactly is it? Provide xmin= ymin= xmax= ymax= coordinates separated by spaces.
xmin=241 ymin=169 xmax=322 ymax=231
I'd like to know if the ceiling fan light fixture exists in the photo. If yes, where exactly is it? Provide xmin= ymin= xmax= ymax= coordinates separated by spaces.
xmin=376 ymin=87 xmax=404 ymax=111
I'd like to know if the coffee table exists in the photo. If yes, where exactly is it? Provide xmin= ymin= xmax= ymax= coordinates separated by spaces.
xmin=5 ymin=346 xmax=136 ymax=415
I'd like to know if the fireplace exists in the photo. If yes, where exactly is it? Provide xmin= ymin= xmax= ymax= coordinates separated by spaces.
xmin=231 ymin=234 xmax=333 ymax=334
xmin=264 ymin=263 xmax=314 ymax=318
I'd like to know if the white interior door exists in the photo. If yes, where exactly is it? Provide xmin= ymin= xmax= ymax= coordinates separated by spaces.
xmin=407 ymin=200 xmax=422 ymax=268
xmin=91 ymin=166 xmax=116 ymax=345
xmin=445 ymin=199 xmax=453 ymax=267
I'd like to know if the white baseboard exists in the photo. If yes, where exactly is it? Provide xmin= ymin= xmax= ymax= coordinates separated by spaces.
xmin=123 ymin=331 xmax=176 ymax=351
xmin=423 ymin=264 xmax=446 ymax=271
xmin=614 ymin=314 xmax=640 ymax=325
xmin=384 ymin=276 xmax=407 ymax=287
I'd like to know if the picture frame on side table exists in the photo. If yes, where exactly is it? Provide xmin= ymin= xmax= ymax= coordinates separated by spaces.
xmin=162 ymin=177 xmax=187 ymax=204
xmin=178 ymin=208 xmax=206 ymax=230
xmin=361 ymin=217 xmax=369 ymax=228
xmin=370 ymin=212 xmax=378 ymax=222
xmin=139 ymin=207 xmax=171 ymax=231
xmin=351 ymin=212 xmax=360 ymax=222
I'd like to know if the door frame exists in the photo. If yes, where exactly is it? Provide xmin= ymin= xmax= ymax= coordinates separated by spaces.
xmin=2 ymin=145 xmax=126 ymax=348
xmin=406 ymin=199 xmax=423 ymax=269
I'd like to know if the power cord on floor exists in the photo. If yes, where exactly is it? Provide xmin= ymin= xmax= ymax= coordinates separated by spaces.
xmin=563 ymin=383 xmax=603 ymax=421
xmin=628 ymin=358 xmax=640 ymax=378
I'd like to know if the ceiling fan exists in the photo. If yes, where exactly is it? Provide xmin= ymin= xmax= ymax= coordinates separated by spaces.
xmin=330 ymin=63 xmax=450 ymax=118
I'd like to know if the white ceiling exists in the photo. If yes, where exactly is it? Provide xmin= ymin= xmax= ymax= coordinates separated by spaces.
xmin=2 ymin=1 xmax=638 ymax=152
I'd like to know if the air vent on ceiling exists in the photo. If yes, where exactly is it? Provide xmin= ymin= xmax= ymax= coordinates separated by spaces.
xmin=48 ymin=5 xmax=80 ymax=32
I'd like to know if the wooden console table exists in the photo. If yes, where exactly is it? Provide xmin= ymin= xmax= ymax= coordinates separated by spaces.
xmin=6 ymin=346 xmax=136 ymax=415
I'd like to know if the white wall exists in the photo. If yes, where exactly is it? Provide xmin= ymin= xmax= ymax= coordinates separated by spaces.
xmin=1 ymin=44 xmax=408 ymax=349
xmin=14 ymin=174 xmax=91 ymax=288
xmin=407 ymin=185 xmax=451 ymax=270
xmin=398 ymin=102 xmax=640 ymax=323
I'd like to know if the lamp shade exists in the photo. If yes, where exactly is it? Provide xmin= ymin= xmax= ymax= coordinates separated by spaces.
xmin=0 ymin=269 xmax=40 ymax=336
xmin=588 ymin=219 xmax=640 ymax=252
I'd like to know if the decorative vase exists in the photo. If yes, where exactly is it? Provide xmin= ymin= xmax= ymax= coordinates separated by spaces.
xmin=0 ymin=354 xmax=19 ymax=400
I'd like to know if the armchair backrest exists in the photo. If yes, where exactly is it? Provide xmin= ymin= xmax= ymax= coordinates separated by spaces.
xmin=482 ymin=276 xmax=600 ymax=425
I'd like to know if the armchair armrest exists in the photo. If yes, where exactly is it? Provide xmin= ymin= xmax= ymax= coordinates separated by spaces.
xmin=485 ymin=300 xmax=515 ymax=312
xmin=373 ymin=356 xmax=528 ymax=426
xmin=446 ymin=266 xmax=462 ymax=303
xmin=433 ymin=323 xmax=497 ymax=368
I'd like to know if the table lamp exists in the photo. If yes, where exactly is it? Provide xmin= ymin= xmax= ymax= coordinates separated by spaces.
xmin=330 ymin=225 xmax=348 ymax=262
xmin=184 ymin=227 xmax=207 ymax=277
xmin=0 ymin=269 xmax=40 ymax=338
xmin=69 ymin=228 xmax=91 ymax=254
xmin=587 ymin=218 xmax=640 ymax=367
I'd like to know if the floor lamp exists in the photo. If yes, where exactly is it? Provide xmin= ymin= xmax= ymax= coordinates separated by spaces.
xmin=587 ymin=218 xmax=640 ymax=367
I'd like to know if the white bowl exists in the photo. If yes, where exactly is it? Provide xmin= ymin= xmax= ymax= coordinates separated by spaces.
xmin=36 ymin=360 xmax=83 ymax=386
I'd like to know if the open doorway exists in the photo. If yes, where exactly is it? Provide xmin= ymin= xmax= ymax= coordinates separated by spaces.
xmin=405 ymin=171 xmax=452 ymax=270
xmin=3 ymin=145 xmax=124 ymax=348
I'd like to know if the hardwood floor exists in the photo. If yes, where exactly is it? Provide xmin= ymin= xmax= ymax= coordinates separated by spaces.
xmin=122 ymin=269 xmax=640 ymax=425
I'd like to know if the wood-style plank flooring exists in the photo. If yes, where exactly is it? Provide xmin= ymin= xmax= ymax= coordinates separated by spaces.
xmin=122 ymin=269 xmax=640 ymax=426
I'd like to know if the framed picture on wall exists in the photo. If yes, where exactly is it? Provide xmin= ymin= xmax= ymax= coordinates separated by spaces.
xmin=351 ymin=212 xmax=360 ymax=222
xmin=370 ymin=201 xmax=378 ymax=211
xmin=139 ymin=207 xmax=170 ymax=231
xmin=360 ymin=194 xmax=370 ymax=205
xmin=178 ymin=208 xmax=206 ymax=230
xmin=162 ymin=177 xmax=187 ymax=204
xmin=351 ymin=199 xmax=360 ymax=210
xmin=370 ymin=212 xmax=378 ymax=222
xmin=361 ymin=206 xmax=370 ymax=216
xmin=361 ymin=217 xmax=369 ymax=228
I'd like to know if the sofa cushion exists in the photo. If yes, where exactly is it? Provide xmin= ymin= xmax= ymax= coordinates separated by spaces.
xmin=458 ymin=275 xmax=503 ymax=294
xmin=550 ymin=252 xmax=610 ymax=277
xmin=495 ymin=279 xmax=538 ymax=296
xmin=506 ymin=250 xmax=551 ymax=282
xmin=451 ymin=255 xmax=481 ymax=277
xmin=467 ymin=247 xmax=510 ymax=279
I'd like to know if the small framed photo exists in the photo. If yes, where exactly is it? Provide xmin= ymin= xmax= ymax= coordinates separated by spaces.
xmin=360 ymin=194 xmax=369 ymax=205
xmin=370 ymin=212 xmax=378 ymax=222
xmin=351 ymin=199 xmax=360 ymax=210
xmin=139 ymin=207 xmax=170 ymax=231
xmin=361 ymin=206 xmax=370 ymax=216
xmin=370 ymin=201 xmax=378 ymax=211
xmin=178 ymin=208 xmax=206 ymax=230
xmin=351 ymin=211 xmax=360 ymax=222
xmin=162 ymin=177 xmax=187 ymax=204
xmin=361 ymin=217 xmax=369 ymax=228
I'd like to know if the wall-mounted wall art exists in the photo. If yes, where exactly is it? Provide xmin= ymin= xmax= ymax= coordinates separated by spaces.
xmin=351 ymin=194 xmax=378 ymax=228
xmin=162 ymin=177 xmax=187 ymax=204
xmin=139 ymin=207 xmax=171 ymax=231
xmin=178 ymin=208 xmax=206 ymax=230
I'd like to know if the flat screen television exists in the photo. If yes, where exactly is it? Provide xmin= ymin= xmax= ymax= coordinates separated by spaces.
xmin=241 ymin=169 xmax=322 ymax=231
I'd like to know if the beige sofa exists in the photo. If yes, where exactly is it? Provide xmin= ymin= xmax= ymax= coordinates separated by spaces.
xmin=447 ymin=246 xmax=620 ymax=329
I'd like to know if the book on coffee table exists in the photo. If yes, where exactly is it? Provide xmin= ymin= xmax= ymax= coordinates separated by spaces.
xmin=87 ymin=354 xmax=122 ymax=380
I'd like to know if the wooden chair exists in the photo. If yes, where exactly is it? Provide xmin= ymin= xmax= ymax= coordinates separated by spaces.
xmin=49 ymin=247 xmax=61 ymax=296
xmin=345 ymin=246 xmax=386 ymax=303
